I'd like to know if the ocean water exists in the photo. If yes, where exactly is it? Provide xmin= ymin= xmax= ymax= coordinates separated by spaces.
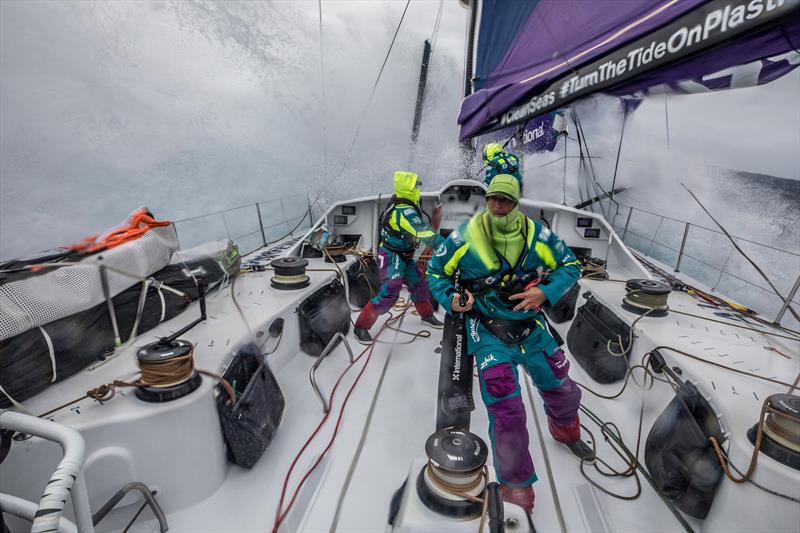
xmin=524 ymin=89 xmax=799 ymax=329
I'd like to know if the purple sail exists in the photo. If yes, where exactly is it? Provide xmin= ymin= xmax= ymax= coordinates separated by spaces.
xmin=459 ymin=0 xmax=800 ymax=139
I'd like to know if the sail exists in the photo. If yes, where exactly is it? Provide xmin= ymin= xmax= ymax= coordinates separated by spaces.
xmin=459 ymin=0 xmax=800 ymax=140
xmin=480 ymin=112 xmax=567 ymax=156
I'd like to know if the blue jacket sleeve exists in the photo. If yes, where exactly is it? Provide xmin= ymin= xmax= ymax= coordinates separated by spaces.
xmin=536 ymin=228 xmax=581 ymax=306
xmin=426 ymin=230 xmax=469 ymax=316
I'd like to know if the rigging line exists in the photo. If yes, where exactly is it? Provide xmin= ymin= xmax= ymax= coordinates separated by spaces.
xmin=578 ymin=404 xmax=696 ymax=533
xmin=337 ymin=0 xmax=412 ymax=177
xmin=610 ymin=104 xmax=629 ymax=201
xmin=574 ymin=114 xmax=608 ymax=203
xmin=681 ymin=183 xmax=800 ymax=324
xmin=429 ymin=0 xmax=444 ymax=50
xmin=570 ymin=113 xmax=587 ymax=206
xmin=318 ymin=0 xmax=329 ymax=177
xmin=581 ymin=156 xmax=596 ymax=214
xmin=574 ymin=114 xmax=600 ymax=214
xmin=562 ymin=132 xmax=568 ymax=205
xmin=577 ymin=128 xmax=597 ymax=211
xmin=630 ymin=249 xmax=800 ymax=337
xmin=664 ymin=94 xmax=671 ymax=149
xmin=574 ymin=113 xmax=615 ymax=219
xmin=726 ymin=455 xmax=800 ymax=503
xmin=576 ymin=149 xmax=588 ymax=207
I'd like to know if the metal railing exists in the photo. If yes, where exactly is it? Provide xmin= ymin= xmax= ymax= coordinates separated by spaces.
xmin=172 ymin=192 xmax=314 ymax=256
xmin=602 ymin=200 xmax=800 ymax=326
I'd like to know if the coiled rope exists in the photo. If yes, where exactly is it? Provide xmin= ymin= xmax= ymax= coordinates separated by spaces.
xmin=424 ymin=461 xmax=491 ymax=533
xmin=581 ymin=258 xmax=608 ymax=280
xmin=709 ymin=399 xmax=800 ymax=486
xmin=622 ymin=287 xmax=669 ymax=316
xmin=37 ymin=343 xmax=235 ymax=419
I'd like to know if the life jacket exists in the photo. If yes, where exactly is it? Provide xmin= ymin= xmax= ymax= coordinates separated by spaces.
xmin=462 ymin=215 xmax=542 ymax=297
xmin=379 ymin=195 xmax=424 ymax=253
xmin=486 ymin=152 xmax=520 ymax=177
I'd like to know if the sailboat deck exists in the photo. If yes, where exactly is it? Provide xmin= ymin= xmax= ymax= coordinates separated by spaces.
xmin=3 ymin=247 xmax=799 ymax=533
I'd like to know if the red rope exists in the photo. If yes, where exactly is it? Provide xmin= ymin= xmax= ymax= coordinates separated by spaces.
xmin=271 ymin=310 xmax=407 ymax=532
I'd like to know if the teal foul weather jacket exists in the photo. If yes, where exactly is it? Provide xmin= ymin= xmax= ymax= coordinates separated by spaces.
xmin=426 ymin=210 xmax=580 ymax=352
xmin=484 ymin=152 xmax=522 ymax=186
xmin=380 ymin=172 xmax=444 ymax=253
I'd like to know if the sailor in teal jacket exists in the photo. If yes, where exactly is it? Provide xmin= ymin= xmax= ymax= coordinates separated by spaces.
xmin=483 ymin=142 xmax=522 ymax=188
xmin=427 ymin=174 xmax=591 ymax=513
xmin=353 ymin=171 xmax=445 ymax=342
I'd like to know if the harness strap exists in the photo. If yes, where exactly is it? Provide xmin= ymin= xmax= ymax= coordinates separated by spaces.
xmin=380 ymin=196 xmax=424 ymax=250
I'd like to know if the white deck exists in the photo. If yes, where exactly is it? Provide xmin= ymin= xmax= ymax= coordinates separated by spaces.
xmin=3 ymin=219 xmax=799 ymax=532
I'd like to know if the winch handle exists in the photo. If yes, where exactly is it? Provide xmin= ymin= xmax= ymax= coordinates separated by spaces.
xmin=487 ymin=482 xmax=505 ymax=533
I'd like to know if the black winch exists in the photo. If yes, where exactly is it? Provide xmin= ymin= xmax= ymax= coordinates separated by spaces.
xmin=622 ymin=278 xmax=671 ymax=317
xmin=134 ymin=339 xmax=202 ymax=403
xmin=270 ymin=257 xmax=310 ymax=290
xmin=748 ymin=394 xmax=800 ymax=471
xmin=416 ymin=428 xmax=489 ymax=519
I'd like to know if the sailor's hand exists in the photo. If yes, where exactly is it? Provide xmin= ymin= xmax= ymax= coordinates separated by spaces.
xmin=452 ymin=290 xmax=474 ymax=313
xmin=509 ymin=287 xmax=547 ymax=311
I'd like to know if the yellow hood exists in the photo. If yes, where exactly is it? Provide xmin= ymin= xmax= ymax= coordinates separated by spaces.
xmin=394 ymin=171 xmax=420 ymax=205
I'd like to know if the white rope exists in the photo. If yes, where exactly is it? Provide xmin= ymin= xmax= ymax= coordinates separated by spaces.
xmin=0 ymin=384 xmax=32 ymax=414
xmin=157 ymin=284 xmax=166 ymax=322
xmin=216 ymin=259 xmax=230 ymax=288
xmin=153 ymin=279 xmax=188 ymax=298
xmin=127 ymin=279 xmax=152 ymax=342
xmin=38 ymin=327 xmax=57 ymax=383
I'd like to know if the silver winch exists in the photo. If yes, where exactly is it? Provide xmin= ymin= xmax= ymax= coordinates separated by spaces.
xmin=416 ymin=427 xmax=489 ymax=519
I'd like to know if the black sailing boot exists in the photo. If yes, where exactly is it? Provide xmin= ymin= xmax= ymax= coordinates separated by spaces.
xmin=566 ymin=439 xmax=596 ymax=463
xmin=420 ymin=314 xmax=444 ymax=327
xmin=354 ymin=327 xmax=373 ymax=343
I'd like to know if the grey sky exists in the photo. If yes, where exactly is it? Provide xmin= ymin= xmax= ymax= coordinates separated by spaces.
xmin=0 ymin=0 xmax=468 ymax=259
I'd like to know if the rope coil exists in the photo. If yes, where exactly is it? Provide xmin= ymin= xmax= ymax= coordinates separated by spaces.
xmin=424 ymin=461 xmax=491 ymax=533
xmin=621 ymin=279 xmax=671 ymax=317
xmin=582 ymin=258 xmax=608 ymax=280
xmin=37 ymin=342 xmax=234 ymax=419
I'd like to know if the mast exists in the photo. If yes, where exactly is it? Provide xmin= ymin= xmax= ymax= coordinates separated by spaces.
xmin=410 ymin=40 xmax=433 ymax=145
